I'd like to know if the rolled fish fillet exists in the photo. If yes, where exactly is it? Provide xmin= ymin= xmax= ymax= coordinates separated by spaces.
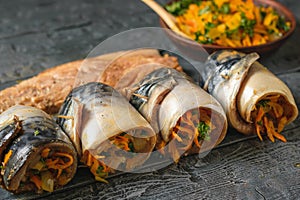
xmin=0 ymin=105 xmax=77 ymax=193
xmin=203 ymin=50 xmax=298 ymax=142
xmin=129 ymin=68 xmax=228 ymax=161
xmin=57 ymin=82 xmax=156 ymax=182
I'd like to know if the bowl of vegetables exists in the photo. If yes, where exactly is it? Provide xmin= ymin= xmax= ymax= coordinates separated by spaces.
xmin=160 ymin=0 xmax=296 ymax=55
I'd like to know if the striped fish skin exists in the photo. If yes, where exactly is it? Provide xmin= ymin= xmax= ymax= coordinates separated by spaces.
xmin=203 ymin=50 xmax=298 ymax=136
xmin=0 ymin=105 xmax=77 ymax=193
xmin=129 ymin=68 xmax=228 ymax=160
xmin=57 ymin=82 xmax=156 ymax=172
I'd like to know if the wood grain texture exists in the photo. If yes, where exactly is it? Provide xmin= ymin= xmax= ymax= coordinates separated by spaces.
xmin=0 ymin=0 xmax=299 ymax=199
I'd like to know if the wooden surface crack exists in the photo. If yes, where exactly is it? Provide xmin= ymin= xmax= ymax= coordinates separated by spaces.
xmin=53 ymin=21 xmax=92 ymax=32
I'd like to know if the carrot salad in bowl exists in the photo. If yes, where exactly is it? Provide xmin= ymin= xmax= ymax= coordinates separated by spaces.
xmin=165 ymin=0 xmax=291 ymax=47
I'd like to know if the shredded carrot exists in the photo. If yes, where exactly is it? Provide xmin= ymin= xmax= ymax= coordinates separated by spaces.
xmin=26 ymin=150 xmax=75 ymax=191
xmin=95 ymin=176 xmax=109 ymax=184
xmin=193 ymin=127 xmax=201 ymax=148
xmin=255 ymin=124 xmax=263 ymax=141
xmin=172 ymin=131 xmax=183 ymax=142
xmin=264 ymin=117 xmax=275 ymax=142
xmin=278 ymin=117 xmax=287 ymax=133
xmin=171 ymin=110 xmax=214 ymax=150
xmin=44 ymin=152 xmax=74 ymax=179
xmin=53 ymin=152 xmax=74 ymax=169
xmin=168 ymin=141 xmax=181 ymax=163
xmin=41 ymin=148 xmax=51 ymax=158
xmin=46 ymin=158 xmax=59 ymax=168
xmin=156 ymin=139 xmax=167 ymax=155
xmin=56 ymin=169 xmax=63 ymax=179
xmin=82 ymin=151 xmax=110 ymax=183
xmin=30 ymin=175 xmax=42 ymax=190
xmin=167 ymin=0 xmax=291 ymax=47
xmin=272 ymin=131 xmax=287 ymax=143
xmin=268 ymin=120 xmax=287 ymax=143
xmin=86 ymin=151 xmax=93 ymax=166
xmin=176 ymin=125 xmax=194 ymax=136
xmin=255 ymin=107 xmax=264 ymax=141
xmin=256 ymin=107 xmax=265 ymax=122
xmin=269 ymin=102 xmax=283 ymax=118
xmin=2 ymin=150 xmax=13 ymax=167
xmin=168 ymin=108 xmax=213 ymax=161
xmin=111 ymin=134 xmax=133 ymax=152
xmin=254 ymin=96 xmax=287 ymax=142
xmin=90 ymin=159 xmax=99 ymax=175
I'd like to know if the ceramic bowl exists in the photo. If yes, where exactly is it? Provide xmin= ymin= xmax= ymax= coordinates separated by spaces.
xmin=160 ymin=0 xmax=296 ymax=56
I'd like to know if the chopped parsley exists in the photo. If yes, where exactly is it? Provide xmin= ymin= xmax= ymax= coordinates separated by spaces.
xmin=96 ymin=166 xmax=104 ymax=174
xmin=257 ymin=99 xmax=270 ymax=108
xmin=197 ymin=121 xmax=211 ymax=141
xmin=199 ymin=5 xmax=210 ymax=15
xmin=96 ymin=166 xmax=108 ymax=177
xmin=257 ymin=120 xmax=263 ymax=126
xmin=240 ymin=12 xmax=256 ymax=37
xmin=119 ymin=132 xmax=126 ymax=136
xmin=220 ymin=3 xmax=230 ymax=14
xmin=34 ymin=130 xmax=40 ymax=136
xmin=165 ymin=0 xmax=200 ymax=16
xmin=278 ymin=16 xmax=291 ymax=32
xmin=128 ymin=142 xmax=135 ymax=152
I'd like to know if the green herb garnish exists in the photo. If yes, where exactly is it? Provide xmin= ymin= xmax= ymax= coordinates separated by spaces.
xmin=205 ymin=22 xmax=216 ymax=31
xmin=96 ymin=166 xmax=108 ymax=177
xmin=257 ymin=99 xmax=270 ymax=108
xmin=195 ymin=31 xmax=214 ymax=44
xmin=278 ymin=16 xmax=290 ymax=32
xmin=257 ymin=120 xmax=263 ymax=126
xmin=199 ymin=5 xmax=210 ymax=15
xmin=220 ymin=3 xmax=230 ymax=14
xmin=240 ymin=12 xmax=256 ymax=37
xmin=165 ymin=0 xmax=200 ymax=16
xmin=128 ymin=142 xmax=135 ymax=152
xmin=119 ymin=132 xmax=126 ymax=136
xmin=34 ymin=130 xmax=40 ymax=136
xmin=96 ymin=166 xmax=104 ymax=174
xmin=197 ymin=121 xmax=211 ymax=141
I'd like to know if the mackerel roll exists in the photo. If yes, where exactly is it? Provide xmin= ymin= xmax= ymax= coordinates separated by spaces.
xmin=57 ymin=82 xmax=156 ymax=182
xmin=0 ymin=105 xmax=77 ymax=193
xmin=129 ymin=68 xmax=227 ymax=161
xmin=203 ymin=50 xmax=298 ymax=142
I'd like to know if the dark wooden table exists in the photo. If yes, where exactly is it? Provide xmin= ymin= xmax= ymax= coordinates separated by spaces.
xmin=0 ymin=0 xmax=299 ymax=199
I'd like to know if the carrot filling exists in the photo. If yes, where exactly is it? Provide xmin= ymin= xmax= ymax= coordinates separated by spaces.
xmin=12 ymin=147 xmax=75 ymax=192
xmin=167 ymin=0 xmax=291 ymax=47
xmin=110 ymin=132 xmax=135 ymax=152
xmin=252 ymin=95 xmax=288 ymax=142
xmin=81 ymin=151 xmax=110 ymax=184
xmin=81 ymin=132 xmax=135 ymax=183
xmin=167 ymin=108 xmax=214 ymax=160
xmin=2 ymin=150 xmax=13 ymax=168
